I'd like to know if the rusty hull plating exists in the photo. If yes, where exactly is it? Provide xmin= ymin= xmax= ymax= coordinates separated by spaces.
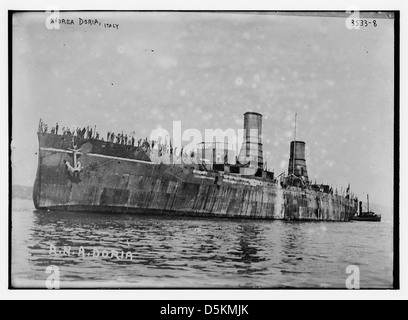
xmin=33 ymin=113 xmax=358 ymax=221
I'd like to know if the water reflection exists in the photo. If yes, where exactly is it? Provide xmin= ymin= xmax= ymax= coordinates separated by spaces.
xmin=231 ymin=223 xmax=267 ymax=276
xmin=28 ymin=210 xmax=271 ymax=278
xmin=280 ymin=222 xmax=305 ymax=266
xmin=12 ymin=200 xmax=393 ymax=288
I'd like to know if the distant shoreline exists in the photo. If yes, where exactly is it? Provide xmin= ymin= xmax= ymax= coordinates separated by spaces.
xmin=11 ymin=185 xmax=33 ymax=200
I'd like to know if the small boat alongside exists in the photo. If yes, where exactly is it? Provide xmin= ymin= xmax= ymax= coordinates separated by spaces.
xmin=350 ymin=212 xmax=381 ymax=222
xmin=350 ymin=194 xmax=381 ymax=222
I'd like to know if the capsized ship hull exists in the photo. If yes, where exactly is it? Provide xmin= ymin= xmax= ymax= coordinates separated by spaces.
xmin=33 ymin=133 xmax=357 ymax=221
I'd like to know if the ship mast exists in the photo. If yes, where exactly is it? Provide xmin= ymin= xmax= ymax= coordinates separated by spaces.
xmin=367 ymin=193 xmax=370 ymax=213
xmin=292 ymin=113 xmax=297 ymax=175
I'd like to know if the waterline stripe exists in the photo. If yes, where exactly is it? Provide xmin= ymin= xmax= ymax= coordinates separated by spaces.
xmin=40 ymin=147 xmax=154 ymax=165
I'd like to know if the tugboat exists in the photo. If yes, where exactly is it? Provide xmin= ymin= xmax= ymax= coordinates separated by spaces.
xmin=351 ymin=194 xmax=381 ymax=222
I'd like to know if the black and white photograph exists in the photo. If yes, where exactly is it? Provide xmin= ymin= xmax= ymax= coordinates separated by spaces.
xmin=8 ymin=7 xmax=400 ymax=295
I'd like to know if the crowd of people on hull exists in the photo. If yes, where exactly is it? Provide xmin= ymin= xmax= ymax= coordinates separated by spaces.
xmin=38 ymin=120 xmax=356 ymax=200
xmin=38 ymin=119 xmax=157 ymax=148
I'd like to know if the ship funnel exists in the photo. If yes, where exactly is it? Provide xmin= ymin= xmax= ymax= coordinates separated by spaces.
xmin=238 ymin=112 xmax=263 ymax=169
xmin=288 ymin=141 xmax=309 ymax=182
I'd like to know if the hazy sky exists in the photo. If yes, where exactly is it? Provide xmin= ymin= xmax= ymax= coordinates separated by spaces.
xmin=11 ymin=11 xmax=394 ymax=208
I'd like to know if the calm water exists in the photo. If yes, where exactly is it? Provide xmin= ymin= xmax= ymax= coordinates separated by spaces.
xmin=11 ymin=199 xmax=394 ymax=289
